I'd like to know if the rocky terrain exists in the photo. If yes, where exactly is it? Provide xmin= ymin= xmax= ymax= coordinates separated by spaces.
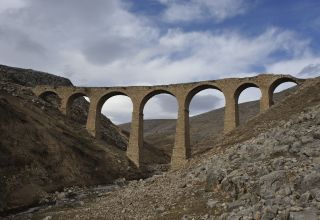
xmin=0 ymin=64 xmax=177 ymax=215
xmin=0 ymin=65 xmax=149 ymax=214
xmin=0 ymin=79 xmax=145 ymax=214
xmin=3 ymin=75 xmax=319 ymax=220
xmin=0 ymin=64 xmax=130 ymax=151
xmin=1 ymin=64 xmax=319 ymax=219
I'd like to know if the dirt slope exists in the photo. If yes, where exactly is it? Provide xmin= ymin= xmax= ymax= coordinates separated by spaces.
xmin=0 ymin=64 xmax=166 ymax=165
xmin=0 ymin=81 xmax=144 ymax=214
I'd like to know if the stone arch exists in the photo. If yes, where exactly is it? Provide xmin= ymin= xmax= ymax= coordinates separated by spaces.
xmin=268 ymin=77 xmax=299 ymax=104
xmin=96 ymin=91 xmax=131 ymax=115
xmin=185 ymin=84 xmax=224 ymax=110
xmin=184 ymin=84 xmax=225 ymax=152
xmin=234 ymin=82 xmax=262 ymax=126
xmin=139 ymin=89 xmax=176 ymax=113
xmin=39 ymin=90 xmax=59 ymax=99
xmin=140 ymin=89 xmax=178 ymax=165
xmin=234 ymin=82 xmax=261 ymax=103
xmin=65 ymin=92 xmax=90 ymax=116
xmin=39 ymin=90 xmax=61 ymax=108
xmin=94 ymin=91 xmax=133 ymax=149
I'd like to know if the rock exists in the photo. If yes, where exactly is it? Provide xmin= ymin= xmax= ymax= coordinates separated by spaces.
xmin=42 ymin=216 xmax=52 ymax=220
xmin=261 ymin=206 xmax=277 ymax=220
xmin=207 ymin=199 xmax=218 ymax=208
xmin=114 ymin=178 xmax=126 ymax=187
xmin=277 ymin=186 xmax=292 ymax=196
xmin=57 ymin=192 xmax=66 ymax=200
xmin=0 ymin=64 xmax=72 ymax=87
xmin=313 ymin=132 xmax=320 ymax=140
xmin=227 ymin=200 xmax=246 ymax=210
xmin=282 ymin=136 xmax=296 ymax=145
xmin=273 ymin=145 xmax=289 ymax=154
xmin=259 ymin=170 xmax=287 ymax=198
xmin=290 ymin=141 xmax=301 ymax=153
xmin=302 ymin=172 xmax=320 ymax=190
xmin=289 ymin=206 xmax=303 ymax=212
xmin=301 ymin=136 xmax=314 ymax=144
xmin=300 ymin=191 xmax=312 ymax=203
xmin=254 ymin=211 xmax=261 ymax=220
xmin=310 ymin=189 xmax=320 ymax=201
xmin=272 ymin=157 xmax=286 ymax=170
xmin=289 ymin=210 xmax=318 ymax=220
xmin=178 ymin=183 xmax=187 ymax=188
xmin=155 ymin=206 xmax=165 ymax=213
xmin=205 ymin=168 xmax=226 ymax=192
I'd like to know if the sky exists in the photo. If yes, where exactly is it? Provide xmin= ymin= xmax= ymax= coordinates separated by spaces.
xmin=0 ymin=0 xmax=320 ymax=123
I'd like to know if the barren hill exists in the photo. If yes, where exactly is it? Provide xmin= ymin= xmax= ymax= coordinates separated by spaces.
xmin=0 ymin=65 xmax=166 ymax=164
xmin=0 ymin=65 xmax=157 ymax=214
xmin=1 ymin=64 xmax=185 ymax=214
xmin=0 ymin=80 xmax=143 ymax=214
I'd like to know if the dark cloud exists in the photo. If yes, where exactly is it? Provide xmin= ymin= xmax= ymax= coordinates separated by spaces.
xmin=298 ymin=63 xmax=320 ymax=77
xmin=106 ymin=111 xmax=132 ymax=124
xmin=0 ymin=26 xmax=46 ymax=55
xmin=189 ymin=94 xmax=222 ymax=113
xmin=82 ymin=37 xmax=135 ymax=65
xmin=20 ymin=0 xmax=118 ymax=27
xmin=155 ymin=93 xmax=223 ymax=115
xmin=156 ymin=94 xmax=178 ymax=114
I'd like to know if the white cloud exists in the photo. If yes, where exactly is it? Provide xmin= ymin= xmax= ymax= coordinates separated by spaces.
xmin=266 ymin=56 xmax=320 ymax=78
xmin=101 ymin=96 xmax=133 ymax=124
xmin=238 ymin=87 xmax=261 ymax=103
xmin=159 ymin=0 xmax=251 ymax=23
xmin=0 ymin=0 xmax=26 ymax=14
xmin=64 ymin=27 xmax=310 ymax=86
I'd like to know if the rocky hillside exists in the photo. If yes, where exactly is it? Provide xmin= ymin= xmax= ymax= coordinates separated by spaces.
xmin=0 ymin=80 xmax=145 ymax=214
xmin=0 ymin=65 xmax=72 ymax=87
xmin=13 ymin=77 xmax=320 ymax=220
xmin=0 ymin=64 xmax=128 ymax=150
xmin=0 ymin=63 xmax=183 ymax=214
xmin=0 ymin=64 xmax=165 ymax=165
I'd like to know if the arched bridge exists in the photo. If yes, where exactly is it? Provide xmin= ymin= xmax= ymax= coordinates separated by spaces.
xmin=32 ymin=74 xmax=304 ymax=168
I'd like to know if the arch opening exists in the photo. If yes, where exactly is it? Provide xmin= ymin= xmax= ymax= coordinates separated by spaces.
xmin=270 ymin=79 xmax=298 ymax=104
xmin=39 ymin=91 xmax=61 ymax=108
xmin=99 ymin=94 xmax=133 ymax=151
xmin=142 ymin=92 xmax=178 ymax=165
xmin=187 ymin=86 xmax=225 ymax=155
xmin=67 ymin=93 xmax=91 ymax=126
xmin=235 ymin=83 xmax=261 ymax=125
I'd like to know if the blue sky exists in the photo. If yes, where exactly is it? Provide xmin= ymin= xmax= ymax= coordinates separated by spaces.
xmin=0 ymin=0 xmax=319 ymax=123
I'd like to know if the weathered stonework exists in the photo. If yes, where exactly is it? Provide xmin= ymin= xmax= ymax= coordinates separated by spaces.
xmin=32 ymin=74 xmax=303 ymax=169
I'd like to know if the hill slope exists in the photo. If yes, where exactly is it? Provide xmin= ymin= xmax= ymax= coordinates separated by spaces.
xmin=0 ymin=65 xmax=160 ymax=213
xmin=0 ymin=64 xmax=167 ymax=165
xmin=0 ymin=80 xmax=144 ymax=214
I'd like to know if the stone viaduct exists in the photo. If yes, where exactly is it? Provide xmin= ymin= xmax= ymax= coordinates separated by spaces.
xmin=32 ymin=74 xmax=303 ymax=168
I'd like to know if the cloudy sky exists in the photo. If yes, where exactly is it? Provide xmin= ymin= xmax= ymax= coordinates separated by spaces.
xmin=1 ymin=0 xmax=320 ymax=123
